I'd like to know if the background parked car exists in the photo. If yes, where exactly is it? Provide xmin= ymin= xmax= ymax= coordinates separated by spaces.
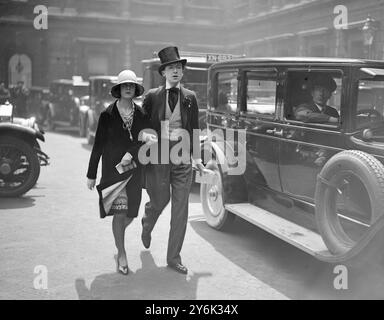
xmin=27 ymin=86 xmax=50 ymax=124
xmin=45 ymin=77 xmax=89 ymax=130
xmin=78 ymin=76 xmax=117 ymax=144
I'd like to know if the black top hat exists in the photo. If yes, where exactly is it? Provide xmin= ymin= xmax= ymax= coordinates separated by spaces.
xmin=158 ymin=46 xmax=187 ymax=75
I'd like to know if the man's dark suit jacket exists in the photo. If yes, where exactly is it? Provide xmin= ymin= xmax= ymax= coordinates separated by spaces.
xmin=142 ymin=85 xmax=200 ymax=161
xmin=294 ymin=101 xmax=339 ymax=124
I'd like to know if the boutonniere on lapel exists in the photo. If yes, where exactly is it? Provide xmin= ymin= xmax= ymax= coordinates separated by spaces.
xmin=183 ymin=95 xmax=193 ymax=110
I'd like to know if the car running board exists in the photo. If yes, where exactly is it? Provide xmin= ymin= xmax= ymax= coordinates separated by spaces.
xmin=225 ymin=203 xmax=334 ymax=261
xmin=224 ymin=203 xmax=384 ymax=263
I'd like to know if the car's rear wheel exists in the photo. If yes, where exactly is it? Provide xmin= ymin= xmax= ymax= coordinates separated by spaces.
xmin=201 ymin=160 xmax=234 ymax=230
xmin=315 ymin=150 xmax=384 ymax=255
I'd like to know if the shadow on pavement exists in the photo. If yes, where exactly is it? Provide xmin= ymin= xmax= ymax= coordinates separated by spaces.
xmin=75 ymin=251 xmax=212 ymax=300
xmin=189 ymin=217 xmax=384 ymax=300
xmin=0 ymin=195 xmax=37 ymax=210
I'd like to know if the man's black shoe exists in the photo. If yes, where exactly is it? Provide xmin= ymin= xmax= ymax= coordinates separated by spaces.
xmin=141 ymin=219 xmax=151 ymax=249
xmin=167 ymin=263 xmax=188 ymax=275
xmin=141 ymin=231 xmax=151 ymax=249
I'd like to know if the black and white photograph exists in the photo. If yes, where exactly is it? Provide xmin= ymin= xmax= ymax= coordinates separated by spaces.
xmin=1 ymin=0 xmax=384 ymax=304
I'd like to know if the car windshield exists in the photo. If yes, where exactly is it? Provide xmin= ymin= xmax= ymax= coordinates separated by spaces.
xmin=73 ymin=85 xmax=88 ymax=97
xmin=356 ymin=78 xmax=384 ymax=130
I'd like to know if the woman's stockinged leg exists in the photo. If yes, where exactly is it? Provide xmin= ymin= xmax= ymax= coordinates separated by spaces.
xmin=112 ymin=214 xmax=131 ymax=267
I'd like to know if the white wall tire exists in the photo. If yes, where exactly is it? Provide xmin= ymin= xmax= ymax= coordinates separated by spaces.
xmin=200 ymin=160 xmax=234 ymax=230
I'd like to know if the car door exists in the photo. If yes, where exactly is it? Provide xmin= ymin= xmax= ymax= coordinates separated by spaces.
xmin=237 ymin=68 xmax=282 ymax=205
xmin=278 ymin=67 xmax=348 ymax=203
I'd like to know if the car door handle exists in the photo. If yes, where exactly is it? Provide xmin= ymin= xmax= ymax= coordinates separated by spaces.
xmin=266 ymin=128 xmax=283 ymax=137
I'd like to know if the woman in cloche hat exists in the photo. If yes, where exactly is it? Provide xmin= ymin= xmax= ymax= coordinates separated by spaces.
xmin=86 ymin=69 xmax=150 ymax=275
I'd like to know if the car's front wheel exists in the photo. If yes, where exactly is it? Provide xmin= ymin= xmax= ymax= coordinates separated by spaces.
xmin=0 ymin=136 xmax=40 ymax=197
xmin=200 ymin=160 xmax=234 ymax=230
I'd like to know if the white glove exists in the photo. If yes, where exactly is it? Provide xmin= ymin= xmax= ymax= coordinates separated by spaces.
xmin=142 ymin=132 xmax=158 ymax=146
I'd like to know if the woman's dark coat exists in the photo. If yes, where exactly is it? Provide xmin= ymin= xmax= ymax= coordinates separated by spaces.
xmin=86 ymin=101 xmax=150 ymax=218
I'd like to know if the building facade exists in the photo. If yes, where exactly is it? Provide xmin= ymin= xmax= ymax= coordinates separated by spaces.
xmin=0 ymin=0 xmax=383 ymax=88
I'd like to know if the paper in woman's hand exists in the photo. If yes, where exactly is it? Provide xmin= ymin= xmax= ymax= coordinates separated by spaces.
xmin=115 ymin=160 xmax=137 ymax=174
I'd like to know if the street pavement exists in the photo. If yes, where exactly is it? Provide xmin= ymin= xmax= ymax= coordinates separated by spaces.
xmin=1 ymin=126 xmax=384 ymax=300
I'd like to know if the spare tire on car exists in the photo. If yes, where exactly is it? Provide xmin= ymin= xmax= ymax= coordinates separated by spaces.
xmin=315 ymin=150 xmax=384 ymax=255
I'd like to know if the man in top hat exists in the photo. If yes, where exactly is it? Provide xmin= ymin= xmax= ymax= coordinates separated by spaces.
xmin=294 ymin=74 xmax=339 ymax=124
xmin=140 ymin=46 xmax=206 ymax=274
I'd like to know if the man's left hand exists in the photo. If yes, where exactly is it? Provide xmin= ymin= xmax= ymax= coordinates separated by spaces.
xmin=195 ymin=163 xmax=209 ymax=176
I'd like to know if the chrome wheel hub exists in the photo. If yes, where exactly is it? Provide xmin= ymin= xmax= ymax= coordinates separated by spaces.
xmin=0 ymin=162 xmax=12 ymax=175
xmin=209 ymin=186 xmax=218 ymax=201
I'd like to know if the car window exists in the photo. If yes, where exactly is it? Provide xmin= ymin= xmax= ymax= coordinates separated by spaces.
xmin=245 ymin=70 xmax=277 ymax=118
xmin=215 ymin=71 xmax=238 ymax=113
xmin=284 ymin=70 xmax=342 ymax=127
xmin=356 ymin=79 xmax=384 ymax=129
xmin=182 ymin=67 xmax=208 ymax=109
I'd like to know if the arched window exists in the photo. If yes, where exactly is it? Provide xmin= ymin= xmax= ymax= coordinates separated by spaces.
xmin=8 ymin=54 xmax=32 ymax=87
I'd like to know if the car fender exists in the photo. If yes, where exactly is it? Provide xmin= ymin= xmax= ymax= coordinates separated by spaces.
xmin=201 ymin=139 xmax=248 ymax=203
xmin=201 ymin=139 xmax=229 ymax=173
xmin=0 ymin=123 xmax=44 ymax=143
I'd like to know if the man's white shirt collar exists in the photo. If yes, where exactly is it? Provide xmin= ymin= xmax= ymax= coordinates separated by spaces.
xmin=165 ymin=82 xmax=181 ymax=90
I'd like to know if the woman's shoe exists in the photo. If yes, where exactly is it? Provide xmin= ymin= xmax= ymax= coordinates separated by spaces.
xmin=117 ymin=264 xmax=129 ymax=275
xmin=116 ymin=255 xmax=129 ymax=275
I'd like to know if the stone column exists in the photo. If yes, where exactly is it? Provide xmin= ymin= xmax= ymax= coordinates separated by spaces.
xmin=123 ymin=36 xmax=131 ymax=69
xmin=335 ymin=29 xmax=347 ymax=58
xmin=122 ymin=0 xmax=131 ymax=18
xmin=173 ymin=0 xmax=183 ymax=21
xmin=249 ymin=0 xmax=258 ymax=16
xmin=297 ymin=35 xmax=306 ymax=57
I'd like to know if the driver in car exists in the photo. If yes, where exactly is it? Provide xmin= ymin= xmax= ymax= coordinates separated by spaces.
xmin=294 ymin=74 xmax=339 ymax=124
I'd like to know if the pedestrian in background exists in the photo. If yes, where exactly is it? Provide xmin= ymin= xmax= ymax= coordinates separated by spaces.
xmin=86 ymin=69 xmax=149 ymax=275
xmin=11 ymin=80 xmax=29 ymax=117
xmin=0 ymin=82 xmax=11 ymax=104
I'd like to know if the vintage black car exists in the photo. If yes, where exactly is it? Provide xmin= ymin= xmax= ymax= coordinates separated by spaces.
xmin=45 ymin=78 xmax=89 ymax=130
xmin=27 ymin=86 xmax=50 ymax=123
xmin=198 ymin=57 xmax=384 ymax=263
xmin=0 ymin=101 xmax=49 ymax=197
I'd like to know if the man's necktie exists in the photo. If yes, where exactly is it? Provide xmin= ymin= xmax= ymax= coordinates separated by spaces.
xmin=168 ymin=87 xmax=179 ymax=113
